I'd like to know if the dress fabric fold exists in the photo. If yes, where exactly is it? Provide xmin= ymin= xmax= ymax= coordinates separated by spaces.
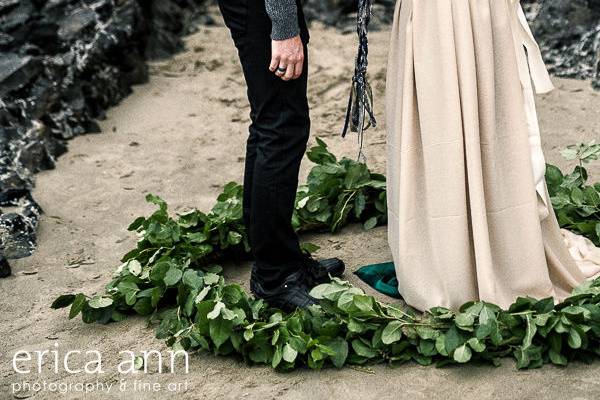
xmin=385 ymin=0 xmax=600 ymax=311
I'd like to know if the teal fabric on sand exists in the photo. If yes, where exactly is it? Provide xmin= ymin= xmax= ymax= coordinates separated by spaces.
xmin=354 ymin=262 xmax=401 ymax=299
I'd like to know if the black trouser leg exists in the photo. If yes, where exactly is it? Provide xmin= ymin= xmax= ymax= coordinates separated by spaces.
xmin=242 ymin=125 xmax=258 ymax=238
xmin=218 ymin=0 xmax=311 ymax=287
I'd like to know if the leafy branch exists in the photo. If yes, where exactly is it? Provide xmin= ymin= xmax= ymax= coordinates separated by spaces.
xmin=51 ymin=139 xmax=600 ymax=370
xmin=546 ymin=141 xmax=600 ymax=245
xmin=294 ymin=138 xmax=387 ymax=233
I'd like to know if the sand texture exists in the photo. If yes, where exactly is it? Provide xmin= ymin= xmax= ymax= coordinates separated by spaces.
xmin=2 ymin=10 xmax=600 ymax=400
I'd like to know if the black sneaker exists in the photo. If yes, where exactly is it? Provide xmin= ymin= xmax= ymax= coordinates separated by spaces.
xmin=250 ymin=269 xmax=318 ymax=312
xmin=300 ymin=253 xmax=345 ymax=286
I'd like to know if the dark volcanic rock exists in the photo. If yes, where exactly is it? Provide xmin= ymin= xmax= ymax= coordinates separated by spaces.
xmin=0 ymin=0 xmax=209 ymax=273
xmin=0 ymin=255 xmax=10 ymax=278
xmin=528 ymin=0 xmax=600 ymax=89
xmin=302 ymin=0 xmax=396 ymax=32
xmin=302 ymin=0 xmax=599 ymax=89
xmin=0 ymin=53 xmax=42 ymax=95
xmin=0 ymin=199 xmax=41 ymax=260
xmin=57 ymin=7 xmax=98 ymax=41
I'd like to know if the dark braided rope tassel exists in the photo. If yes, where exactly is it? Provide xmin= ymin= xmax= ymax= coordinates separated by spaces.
xmin=341 ymin=0 xmax=377 ymax=162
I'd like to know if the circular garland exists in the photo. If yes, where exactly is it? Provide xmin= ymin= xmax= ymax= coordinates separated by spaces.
xmin=52 ymin=140 xmax=600 ymax=370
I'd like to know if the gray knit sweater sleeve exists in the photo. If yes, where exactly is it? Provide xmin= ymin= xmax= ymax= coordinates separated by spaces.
xmin=265 ymin=0 xmax=300 ymax=40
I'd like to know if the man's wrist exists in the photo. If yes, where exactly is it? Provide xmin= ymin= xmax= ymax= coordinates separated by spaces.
xmin=270 ymin=25 xmax=300 ymax=41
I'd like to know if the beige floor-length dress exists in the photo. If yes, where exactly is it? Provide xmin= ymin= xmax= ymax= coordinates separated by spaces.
xmin=385 ymin=0 xmax=600 ymax=311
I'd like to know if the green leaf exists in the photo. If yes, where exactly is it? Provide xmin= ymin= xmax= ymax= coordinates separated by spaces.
xmin=151 ymin=287 xmax=163 ymax=308
xmin=117 ymin=280 xmax=139 ymax=293
xmin=204 ymin=272 xmax=220 ymax=285
xmin=415 ymin=326 xmax=438 ymax=340
xmin=134 ymin=356 xmax=144 ymax=370
xmin=272 ymin=345 xmax=283 ymax=368
xmin=382 ymin=321 xmax=403 ymax=344
xmin=310 ymin=282 xmax=349 ymax=300
xmin=311 ymin=348 xmax=325 ymax=363
xmin=208 ymin=302 xmax=225 ymax=320
xmin=455 ymin=313 xmax=475 ymax=329
xmin=363 ymin=217 xmax=378 ymax=230
xmin=444 ymin=326 xmax=463 ymax=354
xmin=545 ymin=164 xmax=564 ymax=191
xmin=186 ymin=232 xmax=208 ymax=243
xmin=567 ymin=328 xmax=582 ymax=349
xmin=300 ymin=242 xmax=321 ymax=255
xmin=125 ymin=290 xmax=137 ymax=306
xmin=127 ymin=260 xmax=142 ymax=276
xmin=271 ymin=329 xmax=280 ymax=345
xmin=289 ymin=336 xmax=307 ymax=354
xmin=306 ymin=137 xmax=337 ymax=164
xmin=418 ymin=340 xmax=437 ymax=357
xmin=227 ymin=231 xmax=243 ymax=246
xmin=534 ymin=313 xmax=551 ymax=327
xmin=533 ymin=298 xmax=555 ymax=314
xmin=560 ymin=147 xmax=579 ymax=161
xmin=88 ymin=296 xmax=113 ymax=309
xmin=149 ymin=261 xmax=170 ymax=283
xmin=435 ymin=334 xmax=448 ymax=356
xmin=283 ymin=343 xmax=298 ymax=363
xmin=476 ymin=305 xmax=497 ymax=339
xmin=116 ymin=310 xmax=137 ymax=327
xmin=571 ymin=187 xmax=584 ymax=205
xmin=430 ymin=307 xmax=454 ymax=319
xmin=548 ymin=349 xmax=567 ymax=366
xmin=209 ymin=318 xmax=233 ymax=348
xmin=164 ymin=267 xmax=183 ymax=286
xmin=127 ymin=216 xmax=146 ymax=231
xmin=562 ymin=306 xmax=590 ymax=319
xmin=453 ymin=344 xmax=472 ymax=363
xmin=354 ymin=192 xmax=366 ymax=218
xmin=327 ymin=338 xmax=348 ymax=368
xmin=248 ymin=341 xmax=271 ymax=364
xmin=243 ymin=328 xmax=254 ymax=341
xmin=133 ymin=297 xmax=153 ymax=315
xmin=182 ymin=270 xmax=203 ymax=290
xmin=514 ymin=347 xmax=530 ymax=369
xmin=351 ymin=339 xmax=377 ymax=358
xmin=117 ymin=281 xmax=139 ymax=307
xmin=353 ymin=295 xmax=374 ymax=312
xmin=69 ymin=294 xmax=87 ymax=319
xmin=467 ymin=338 xmax=486 ymax=353
xmin=51 ymin=294 xmax=76 ymax=309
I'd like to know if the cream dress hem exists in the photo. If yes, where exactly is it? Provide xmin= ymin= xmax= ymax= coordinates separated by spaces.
xmin=385 ymin=0 xmax=600 ymax=311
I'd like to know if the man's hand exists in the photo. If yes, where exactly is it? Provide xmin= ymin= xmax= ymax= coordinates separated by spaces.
xmin=269 ymin=35 xmax=304 ymax=81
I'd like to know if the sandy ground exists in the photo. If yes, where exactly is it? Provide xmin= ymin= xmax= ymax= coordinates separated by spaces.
xmin=2 ymin=9 xmax=600 ymax=400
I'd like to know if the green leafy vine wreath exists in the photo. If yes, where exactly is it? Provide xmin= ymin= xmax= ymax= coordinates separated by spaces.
xmin=52 ymin=139 xmax=600 ymax=370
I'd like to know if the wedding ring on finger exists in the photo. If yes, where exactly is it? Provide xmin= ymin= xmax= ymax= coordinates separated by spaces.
xmin=276 ymin=66 xmax=286 ymax=75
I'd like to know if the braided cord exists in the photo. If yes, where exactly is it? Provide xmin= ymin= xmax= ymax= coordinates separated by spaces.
xmin=341 ymin=0 xmax=377 ymax=162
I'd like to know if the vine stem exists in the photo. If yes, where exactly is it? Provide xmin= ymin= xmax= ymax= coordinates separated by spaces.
xmin=332 ymin=191 xmax=357 ymax=231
